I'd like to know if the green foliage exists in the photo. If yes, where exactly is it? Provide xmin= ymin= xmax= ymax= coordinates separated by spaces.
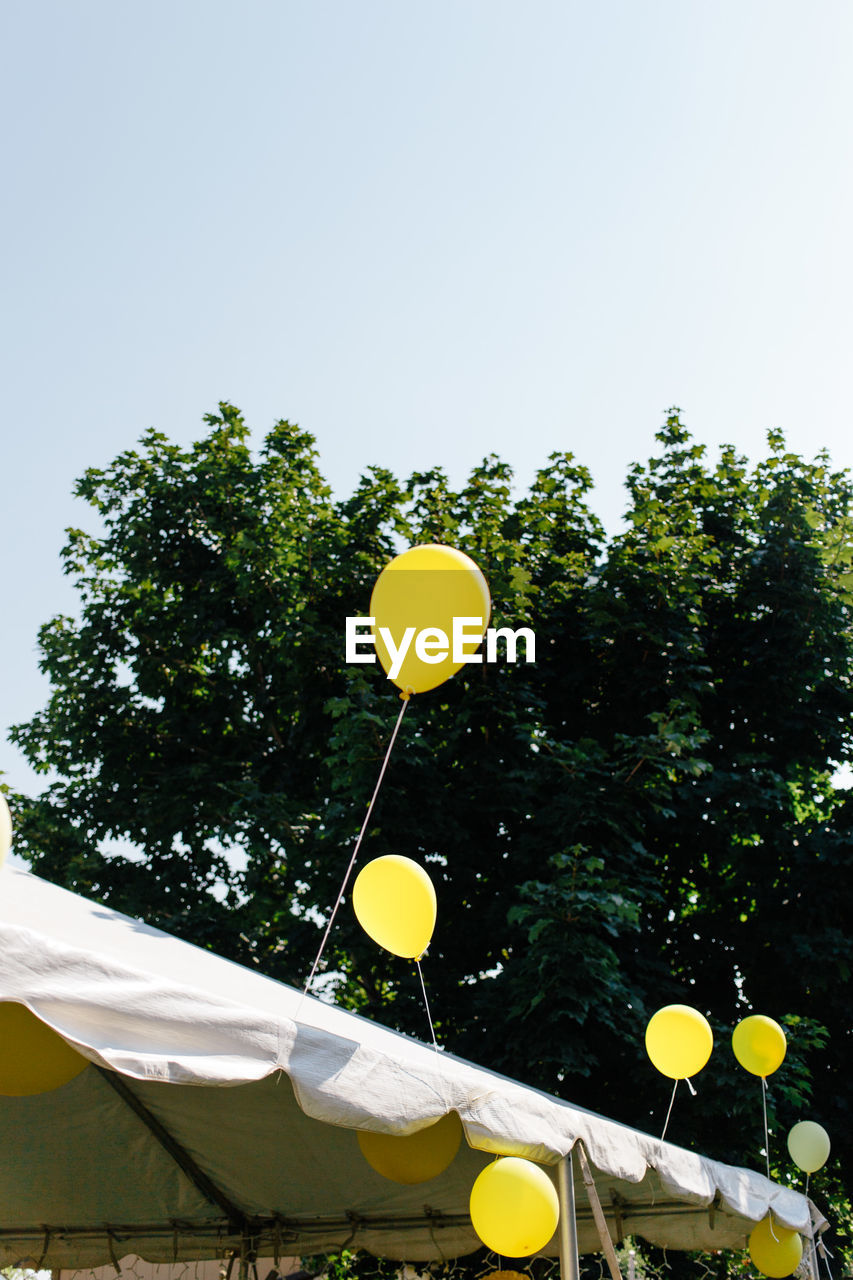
xmin=9 ymin=404 xmax=853 ymax=1268
xmin=300 ymin=1251 xmax=402 ymax=1280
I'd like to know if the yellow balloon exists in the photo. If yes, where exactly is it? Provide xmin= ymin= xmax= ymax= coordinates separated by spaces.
xmin=369 ymin=544 xmax=491 ymax=696
xmin=358 ymin=1112 xmax=463 ymax=1184
xmin=0 ymin=1002 xmax=89 ymax=1096
xmin=748 ymin=1215 xmax=803 ymax=1278
xmin=0 ymin=794 xmax=12 ymax=868
xmin=482 ymin=1273 xmax=529 ymax=1280
xmin=787 ymin=1121 xmax=830 ymax=1173
xmin=469 ymin=1157 xmax=560 ymax=1258
xmin=353 ymin=855 xmax=437 ymax=958
xmin=644 ymin=1005 xmax=714 ymax=1080
xmin=732 ymin=1015 xmax=786 ymax=1078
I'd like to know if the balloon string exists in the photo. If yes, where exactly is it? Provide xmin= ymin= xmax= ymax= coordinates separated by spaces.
xmin=685 ymin=1076 xmax=697 ymax=1097
xmin=762 ymin=1077 xmax=771 ymax=1179
xmin=298 ymin=694 xmax=411 ymax=1011
xmin=416 ymin=958 xmax=439 ymax=1052
xmin=661 ymin=1079 xmax=678 ymax=1142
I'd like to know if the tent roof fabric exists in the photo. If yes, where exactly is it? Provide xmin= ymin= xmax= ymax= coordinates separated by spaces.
xmin=0 ymin=867 xmax=811 ymax=1269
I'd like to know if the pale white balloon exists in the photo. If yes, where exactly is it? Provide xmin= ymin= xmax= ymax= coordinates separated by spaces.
xmin=788 ymin=1120 xmax=831 ymax=1173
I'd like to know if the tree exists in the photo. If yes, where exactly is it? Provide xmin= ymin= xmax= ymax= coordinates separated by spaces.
xmin=10 ymin=405 xmax=853 ymax=1261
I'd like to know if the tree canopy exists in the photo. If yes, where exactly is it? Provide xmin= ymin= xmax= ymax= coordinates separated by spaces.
xmin=9 ymin=404 xmax=853 ymax=1260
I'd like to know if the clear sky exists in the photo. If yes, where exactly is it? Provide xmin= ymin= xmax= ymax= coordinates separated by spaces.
xmin=3 ymin=1 xmax=853 ymax=798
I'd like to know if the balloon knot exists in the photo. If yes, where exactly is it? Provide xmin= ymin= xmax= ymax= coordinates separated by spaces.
xmin=400 ymin=690 xmax=412 ymax=701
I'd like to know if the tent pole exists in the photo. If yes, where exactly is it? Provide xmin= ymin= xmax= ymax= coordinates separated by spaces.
xmin=557 ymin=1150 xmax=581 ymax=1280
xmin=576 ymin=1142 xmax=623 ymax=1280
xmin=94 ymin=1065 xmax=247 ymax=1234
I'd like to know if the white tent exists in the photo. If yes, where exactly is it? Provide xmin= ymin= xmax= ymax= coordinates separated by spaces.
xmin=0 ymin=867 xmax=816 ymax=1275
